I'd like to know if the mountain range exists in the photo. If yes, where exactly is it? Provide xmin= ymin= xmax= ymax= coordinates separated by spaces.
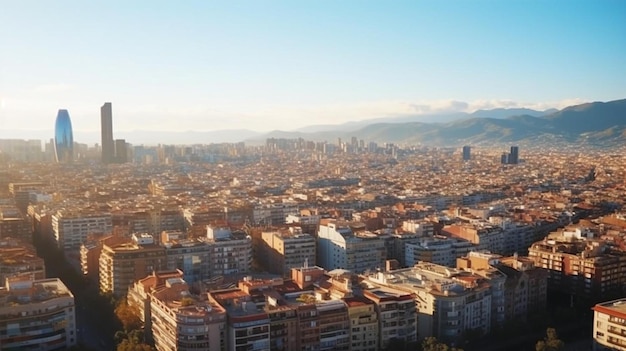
xmin=253 ymin=98 xmax=626 ymax=147
xmin=3 ymin=99 xmax=624 ymax=147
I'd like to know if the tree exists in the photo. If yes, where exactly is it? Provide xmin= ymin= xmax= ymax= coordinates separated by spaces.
xmin=115 ymin=298 xmax=143 ymax=332
xmin=421 ymin=337 xmax=464 ymax=351
xmin=535 ymin=327 xmax=565 ymax=351
xmin=116 ymin=338 xmax=153 ymax=351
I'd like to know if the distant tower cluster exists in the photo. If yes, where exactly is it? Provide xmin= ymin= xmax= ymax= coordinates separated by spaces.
xmin=54 ymin=109 xmax=74 ymax=163
xmin=501 ymin=146 xmax=520 ymax=165
xmin=100 ymin=102 xmax=127 ymax=164
xmin=462 ymin=145 xmax=471 ymax=161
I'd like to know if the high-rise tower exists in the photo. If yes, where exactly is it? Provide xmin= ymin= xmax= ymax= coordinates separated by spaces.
xmin=54 ymin=109 xmax=74 ymax=163
xmin=462 ymin=146 xmax=471 ymax=161
xmin=509 ymin=146 xmax=519 ymax=164
xmin=101 ymin=102 xmax=114 ymax=164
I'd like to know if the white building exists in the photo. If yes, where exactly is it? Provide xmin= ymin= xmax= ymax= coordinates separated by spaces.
xmin=52 ymin=210 xmax=112 ymax=252
xmin=593 ymin=298 xmax=626 ymax=350
xmin=317 ymin=221 xmax=386 ymax=273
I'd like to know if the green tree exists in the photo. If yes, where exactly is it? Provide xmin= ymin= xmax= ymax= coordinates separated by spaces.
xmin=421 ymin=336 xmax=464 ymax=351
xmin=535 ymin=327 xmax=565 ymax=351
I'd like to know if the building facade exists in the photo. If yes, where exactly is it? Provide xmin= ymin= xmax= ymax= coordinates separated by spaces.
xmin=0 ymin=277 xmax=77 ymax=350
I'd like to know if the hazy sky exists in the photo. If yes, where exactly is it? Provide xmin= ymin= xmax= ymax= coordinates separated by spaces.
xmin=0 ymin=0 xmax=625 ymax=137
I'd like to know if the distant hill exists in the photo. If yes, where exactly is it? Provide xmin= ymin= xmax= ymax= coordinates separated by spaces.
xmin=294 ymin=107 xmax=555 ymax=133
xmin=251 ymin=98 xmax=626 ymax=147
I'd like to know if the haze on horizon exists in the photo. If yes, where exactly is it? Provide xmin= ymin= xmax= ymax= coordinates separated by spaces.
xmin=0 ymin=0 xmax=625 ymax=138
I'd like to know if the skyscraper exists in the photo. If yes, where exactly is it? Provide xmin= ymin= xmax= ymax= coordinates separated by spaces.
xmin=462 ymin=145 xmax=471 ymax=161
xmin=54 ymin=109 xmax=73 ymax=163
xmin=101 ymin=102 xmax=114 ymax=164
xmin=510 ymin=146 xmax=519 ymax=164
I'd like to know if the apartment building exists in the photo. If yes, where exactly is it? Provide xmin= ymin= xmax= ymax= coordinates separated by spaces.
xmin=150 ymin=278 xmax=227 ymax=351
xmin=205 ymin=226 xmax=252 ymax=277
xmin=0 ymin=237 xmax=45 ymax=284
xmin=405 ymin=236 xmax=456 ymax=267
xmin=0 ymin=276 xmax=77 ymax=350
xmin=317 ymin=299 xmax=350 ymax=350
xmin=265 ymin=294 xmax=298 ymax=351
xmin=317 ymin=220 xmax=387 ymax=273
xmin=593 ymin=298 xmax=626 ymax=351
xmin=457 ymin=251 xmax=547 ymax=324
xmin=345 ymin=296 xmax=379 ymax=351
xmin=443 ymin=223 xmax=505 ymax=254
xmin=285 ymin=211 xmax=321 ymax=235
xmin=364 ymin=262 xmax=492 ymax=345
xmin=209 ymin=288 xmax=271 ymax=351
xmin=0 ymin=208 xmax=30 ymax=241
xmin=528 ymin=228 xmax=626 ymax=298
xmin=260 ymin=228 xmax=316 ymax=276
xmin=362 ymin=286 xmax=417 ymax=349
xmin=99 ymin=234 xmax=166 ymax=296
xmin=127 ymin=269 xmax=185 ymax=334
xmin=253 ymin=203 xmax=299 ymax=225
xmin=52 ymin=209 xmax=112 ymax=252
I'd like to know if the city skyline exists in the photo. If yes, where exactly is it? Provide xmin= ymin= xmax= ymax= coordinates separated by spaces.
xmin=0 ymin=0 xmax=625 ymax=136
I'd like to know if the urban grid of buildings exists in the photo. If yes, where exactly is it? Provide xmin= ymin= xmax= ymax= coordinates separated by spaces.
xmin=1 ymin=104 xmax=626 ymax=350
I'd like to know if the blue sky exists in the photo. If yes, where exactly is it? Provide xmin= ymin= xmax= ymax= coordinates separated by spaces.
xmin=0 ymin=0 xmax=624 ymax=138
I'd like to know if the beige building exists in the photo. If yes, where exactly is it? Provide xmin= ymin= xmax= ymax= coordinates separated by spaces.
xmin=209 ymin=288 xmax=271 ymax=351
xmin=99 ymin=234 xmax=166 ymax=296
xmin=528 ymin=228 xmax=626 ymax=299
xmin=260 ymin=227 xmax=316 ymax=276
xmin=593 ymin=298 xmax=626 ymax=351
xmin=363 ymin=286 xmax=417 ymax=349
xmin=0 ymin=276 xmax=77 ymax=350
xmin=345 ymin=296 xmax=379 ymax=351
xmin=150 ymin=277 xmax=227 ymax=351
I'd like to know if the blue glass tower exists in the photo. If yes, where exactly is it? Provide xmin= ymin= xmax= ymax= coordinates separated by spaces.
xmin=54 ymin=109 xmax=74 ymax=163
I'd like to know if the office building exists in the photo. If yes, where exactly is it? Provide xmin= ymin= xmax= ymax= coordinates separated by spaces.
xmin=54 ymin=109 xmax=73 ymax=163
xmin=0 ymin=276 xmax=77 ymax=350
xmin=509 ymin=146 xmax=519 ymax=164
xmin=593 ymin=298 xmax=626 ymax=351
xmin=462 ymin=145 xmax=471 ymax=161
xmin=101 ymin=102 xmax=114 ymax=164
xmin=115 ymin=139 xmax=127 ymax=163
